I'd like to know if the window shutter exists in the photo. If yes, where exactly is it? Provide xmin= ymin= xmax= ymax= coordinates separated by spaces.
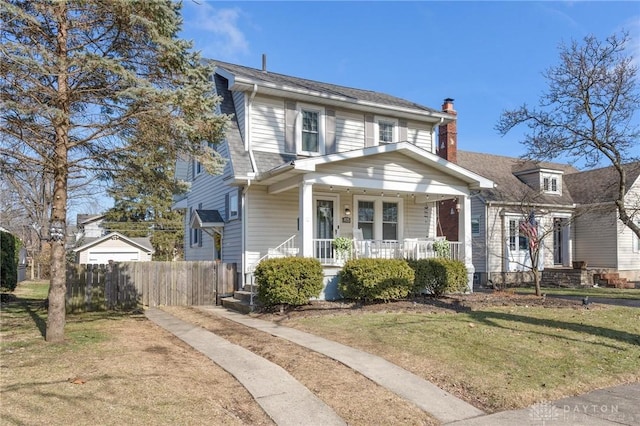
xmin=197 ymin=203 xmax=202 ymax=247
xmin=364 ymin=114 xmax=374 ymax=147
xmin=189 ymin=207 xmax=193 ymax=246
xmin=237 ymin=189 xmax=242 ymax=221
xmin=285 ymin=101 xmax=297 ymax=153
xmin=325 ymin=109 xmax=336 ymax=154
xmin=399 ymin=120 xmax=408 ymax=143
xmin=225 ymin=193 xmax=230 ymax=222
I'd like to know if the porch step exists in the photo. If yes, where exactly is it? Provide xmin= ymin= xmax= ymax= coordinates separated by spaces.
xmin=594 ymin=273 xmax=630 ymax=289
xmin=232 ymin=290 xmax=254 ymax=304
xmin=220 ymin=296 xmax=252 ymax=314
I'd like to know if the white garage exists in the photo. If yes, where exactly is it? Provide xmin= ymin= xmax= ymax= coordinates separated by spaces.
xmin=73 ymin=232 xmax=154 ymax=264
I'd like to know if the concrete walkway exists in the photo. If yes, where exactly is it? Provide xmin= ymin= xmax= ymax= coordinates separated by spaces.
xmin=145 ymin=308 xmax=345 ymax=426
xmin=197 ymin=306 xmax=484 ymax=424
xmin=447 ymin=382 xmax=640 ymax=425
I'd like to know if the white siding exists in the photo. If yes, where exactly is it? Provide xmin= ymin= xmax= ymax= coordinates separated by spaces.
xmin=407 ymin=121 xmax=433 ymax=153
xmin=78 ymin=238 xmax=151 ymax=264
xmin=618 ymin=178 xmax=640 ymax=270
xmin=245 ymin=185 xmax=299 ymax=270
xmin=232 ymin=91 xmax=246 ymax=141
xmin=251 ymin=95 xmax=285 ymax=153
xmin=404 ymin=200 xmax=435 ymax=239
xmin=335 ymin=110 xmax=365 ymax=152
xmin=316 ymin=152 xmax=464 ymax=188
xmin=573 ymin=209 xmax=618 ymax=267
xmin=485 ymin=205 xmax=504 ymax=274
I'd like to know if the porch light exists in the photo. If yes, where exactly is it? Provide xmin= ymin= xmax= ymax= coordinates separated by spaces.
xmin=344 ymin=205 xmax=351 ymax=216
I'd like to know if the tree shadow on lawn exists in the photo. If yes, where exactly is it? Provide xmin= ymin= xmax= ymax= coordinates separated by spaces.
xmin=470 ymin=309 xmax=640 ymax=349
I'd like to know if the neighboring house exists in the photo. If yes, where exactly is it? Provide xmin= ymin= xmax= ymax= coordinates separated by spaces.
xmin=73 ymin=232 xmax=154 ymax=264
xmin=74 ymin=214 xmax=106 ymax=244
xmin=449 ymin=152 xmax=640 ymax=284
xmin=175 ymin=59 xmax=494 ymax=296
xmin=565 ymin=163 xmax=640 ymax=281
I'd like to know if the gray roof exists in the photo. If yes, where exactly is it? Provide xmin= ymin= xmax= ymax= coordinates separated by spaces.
xmin=457 ymin=151 xmax=578 ymax=206
xmin=252 ymin=151 xmax=296 ymax=175
xmin=194 ymin=209 xmax=224 ymax=225
xmin=214 ymin=73 xmax=253 ymax=176
xmin=210 ymin=60 xmax=440 ymax=114
xmin=565 ymin=162 xmax=640 ymax=205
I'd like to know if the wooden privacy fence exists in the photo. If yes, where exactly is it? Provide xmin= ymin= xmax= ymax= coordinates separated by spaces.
xmin=66 ymin=261 xmax=236 ymax=312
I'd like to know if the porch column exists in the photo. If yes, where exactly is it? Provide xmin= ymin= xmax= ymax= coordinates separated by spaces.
xmin=458 ymin=194 xmax=475 ymax=292
xmin=299 ymin=181 xmax=313 ymax=257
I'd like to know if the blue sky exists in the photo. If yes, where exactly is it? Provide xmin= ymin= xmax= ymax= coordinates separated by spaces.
xmin=180 ymin=0 xmax=640 ymax=161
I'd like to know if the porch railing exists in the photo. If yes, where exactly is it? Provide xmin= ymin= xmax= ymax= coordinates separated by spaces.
xmin=312 ymin=238 xmax=462 ymax=263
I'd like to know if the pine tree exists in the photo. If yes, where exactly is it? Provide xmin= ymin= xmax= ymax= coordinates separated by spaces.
xmin=1 ymin=0 xmax=227 ymax=342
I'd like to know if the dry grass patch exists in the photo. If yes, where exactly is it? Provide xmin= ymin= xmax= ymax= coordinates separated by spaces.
xmin=164 ymin=306 xmax=437 ymax=426
xmin=1 ymin=281 xmax=272 ymax=426
xmin=259 ymin=297 xmax=640 ymax=412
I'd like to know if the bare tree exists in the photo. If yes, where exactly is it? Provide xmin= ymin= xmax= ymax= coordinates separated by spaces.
xmin=497 ymin=31 xmax=640 ymax=238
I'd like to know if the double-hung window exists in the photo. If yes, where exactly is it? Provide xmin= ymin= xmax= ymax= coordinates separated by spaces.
xmin=541 ymin=173 xmax=561 ymax=194
xmin=508 ymin=219 xmax=529 ymax=251
xmin=375 ymin=117 xmax=398 ymax=145
xmin=355 ymin=197 xmax=403 ymax=240
xmin=302 ymin=110 xmax=319 ymax=152
xmin=382 ymin=202 xmax=398 ymax=240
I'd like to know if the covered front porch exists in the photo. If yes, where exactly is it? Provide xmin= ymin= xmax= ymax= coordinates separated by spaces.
xmin=243 ymin=143 xmax=494 ymax=292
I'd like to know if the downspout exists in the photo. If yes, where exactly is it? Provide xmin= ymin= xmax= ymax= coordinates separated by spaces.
xmin=242 ymin=84 xmax=258 ymax=291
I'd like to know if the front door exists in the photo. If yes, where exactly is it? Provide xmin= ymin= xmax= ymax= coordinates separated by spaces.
xmin=314 ymin=195 xmax=338 ymax=261
xmin=553 ymin=218 xmax=570 ymax=266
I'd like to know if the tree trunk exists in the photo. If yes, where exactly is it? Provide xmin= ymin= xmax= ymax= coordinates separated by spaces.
xmin=46 ymin=2 xmax=69 ymax=343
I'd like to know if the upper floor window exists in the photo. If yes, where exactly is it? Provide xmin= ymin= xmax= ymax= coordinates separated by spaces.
xmin=296 ymin=104 xmax=325 ymax=155
xmin=375 ymin=117 xmax=398 ymax=145
xmin=302 ymin=110 xmax=319 ymax=152
xmin=542 ymin=174 xmax=561 ymax=194
xmin=228 ymin=191 xmax=238 ymax=220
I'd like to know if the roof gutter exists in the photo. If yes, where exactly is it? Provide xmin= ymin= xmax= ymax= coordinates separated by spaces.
xmin=230 ymin=77 xmax=454 ymax=124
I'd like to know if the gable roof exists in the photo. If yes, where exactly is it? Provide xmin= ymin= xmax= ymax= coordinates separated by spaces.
xmin=457 ymin=151 xmax=578 ymax=206
xmin=565 ymin=162 xmax=640 ymax=204
xmin=73 ymin=232 xmax=154 ymax=254
xmin=210 ymin=59 xmax=452 ymax=123
xmin=258 ymin=142 xmax=494 ymax=191
xmin=190 ymin=209 xmax=225 ymax=229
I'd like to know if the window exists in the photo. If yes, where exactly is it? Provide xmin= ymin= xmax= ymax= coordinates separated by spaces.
xmin=508 ymin=219 xmax=529 ymax=251
xmin=379 ymin=121 xmax=394 ymax=144
xmin=471 ymin=216 xmax=480 ymax=236
xmin=228 ymin=191 xmax=238 ymax=220
xmin=382 ymin=202 xmax=398 ymax=240
xmin=542 ymin=174 xmax=560 ymax=194
xmin=375 ymin=117 xmax=398 ymax=145
xmin=355 ymin=197 xmax=403 ymax=240
xmin=301 ymin=109 xmax=320 ymax=153
xmin=358 ymin=201 xmax=375 ymax=240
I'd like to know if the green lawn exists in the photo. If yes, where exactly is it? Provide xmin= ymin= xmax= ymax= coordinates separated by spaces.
xmin=285 ymin=305 xmax=640 ymax=412
xmin=515 ymin=286 xmax=640 ymax=299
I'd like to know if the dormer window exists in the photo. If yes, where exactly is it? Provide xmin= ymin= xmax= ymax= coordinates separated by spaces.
xmin=542 ymin=174 xmax=561 ymax=194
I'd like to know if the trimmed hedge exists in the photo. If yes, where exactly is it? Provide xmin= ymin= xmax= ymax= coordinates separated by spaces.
xmin=255 ymin=257 xmax=324 ymax=307
xmin=406 ymin=258 xmax=468 ymax=297
xmin=339 ymin=258 xmax=415 ymax=302
xmin=1 ymin=231 xmax=18 ymax=291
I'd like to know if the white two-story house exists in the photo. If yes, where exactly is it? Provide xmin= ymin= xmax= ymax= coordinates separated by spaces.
xmin=176 ymin=60 xmax=494 ymax=297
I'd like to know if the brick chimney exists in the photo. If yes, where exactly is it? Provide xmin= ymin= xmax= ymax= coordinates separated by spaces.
xmin=437 ymin=98 xmax=457 ymax=164
xmin=437 ymin=98 xmax=459 ymax=240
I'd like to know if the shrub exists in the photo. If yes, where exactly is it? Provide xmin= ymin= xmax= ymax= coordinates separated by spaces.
xmin=406 ymin=258 xmax=468 ymax=297
xmin=255 ymin=257 xmax=323 ymax=307
xmin=0 ymin=231 xmax=18 ymax=291
xmin=339 ymin=258 xmax=415 ymax=302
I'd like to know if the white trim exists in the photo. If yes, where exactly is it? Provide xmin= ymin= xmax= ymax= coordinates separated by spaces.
xmin=374 ymin=116 xmax=398 ymax=145
xmin=353 ymin=195 xmax=404 ymax=241
xmin=296 ymin=103 xmax=325 ymax=156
